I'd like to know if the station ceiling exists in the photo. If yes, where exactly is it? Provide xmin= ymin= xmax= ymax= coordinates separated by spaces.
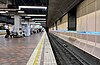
xmin=8 ymin=0 xmax=47 ymax=19
xmin=47 ymin=0 xmax=83 ymax=27
xmin=12 ymin=0 xmax=47 ymax=14
xmin=0 ymin=0 xmax=83 ymax=27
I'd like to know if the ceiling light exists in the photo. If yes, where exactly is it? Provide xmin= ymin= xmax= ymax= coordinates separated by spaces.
xmin=35 ymin=21 xmax=46 ymax=22
xmin=25 ymin=16 xmax=31 ymax=18
xmin=11 ymin=16 xmax=14 ymax=18
xmin=27 ymin=14 xmax=46 ymax=16
xmin=32 ymin=18 xmax=46 ymax=20
xmin=0 ymin=11 xmax=7 ymax=13
xmin=5 ymin=11 xmax=8 ymax=13
xmin=0 ymin=11 xmax=9 ymax=13
xmin=19 ymin=6 xmax=47 ymax=10
xmin=18 ymin=11 xmax=24 ymax=13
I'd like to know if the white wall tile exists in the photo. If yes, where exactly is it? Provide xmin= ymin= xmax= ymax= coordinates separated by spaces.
xmin=81 ymin=15 xmax=87 ymax=31
xmin=96 ymin=10 xmax=100 ymax=32
xmin=87 ymin=12 xmax=96 ymax=32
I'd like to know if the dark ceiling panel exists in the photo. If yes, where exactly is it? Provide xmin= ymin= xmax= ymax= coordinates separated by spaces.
xmin=0 ymin=0 xmax=84 ymax=27
xmin=14 ymin=0 xmax=47 ymax=7
xmin=0 ymin=14 xmax=14 ymax=24
xmin=1 ymin=0 xmax=48 ymax=25
xmin=21 ymin=8 xmax=47 ymax=14
xmin=21 ymin=16 xmax=46 ymax=19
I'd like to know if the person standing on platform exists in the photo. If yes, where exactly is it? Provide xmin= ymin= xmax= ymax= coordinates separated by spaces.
xmin=5 ymin=29 xmax=10 ymax=38
xmin=4 ymin=24 xmax=10 ymax=38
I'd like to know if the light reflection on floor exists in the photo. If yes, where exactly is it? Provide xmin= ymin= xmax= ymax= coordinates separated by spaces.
xmin=0 ymin=33 xmax=43 ymax=65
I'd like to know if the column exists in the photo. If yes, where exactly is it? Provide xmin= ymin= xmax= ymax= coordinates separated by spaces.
xmin=25 ymin=24 xmax=31 ymax=36
xmin=68 ymin=7 xmax=76 ymax=31
xmin=13 ymin=15 xmax=21 ymax=34
xmin=24 ymin=20 xmax=31 ymax=36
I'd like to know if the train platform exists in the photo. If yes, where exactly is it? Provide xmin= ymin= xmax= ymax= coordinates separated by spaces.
xmin=26 ymin=32 xmax=57 ymax=65
xmin=0 ymin=32 xmax=57 ymax=65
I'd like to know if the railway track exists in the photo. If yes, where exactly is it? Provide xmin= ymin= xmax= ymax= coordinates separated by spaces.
xmin=48 ymin=33 xmax=90 ymax=65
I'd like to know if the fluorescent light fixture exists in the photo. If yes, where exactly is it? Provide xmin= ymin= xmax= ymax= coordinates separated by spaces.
xmin=0 ymin=11 xmax=8 ymax=13
xmin=27 ymin=14 xmax=46 ymax=16
xmin=32 ymin=18 xmax=46 ymax=20
xmin=5 ymin=11 xmax=8 ymax=13
xmin=11 ymin=16 xmax=14 ymax=18
xmin=35 ymin=21 xmax=46 ymax=22
xmin=19 ymin=6 xmax=47 ymax=10
xmin=18 ymin=11 xmax=24 ymax=13
xmin=25 ymin=16 xmax=31 ymax=18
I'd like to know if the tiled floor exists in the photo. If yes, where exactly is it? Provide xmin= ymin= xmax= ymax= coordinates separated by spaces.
xmin=0 ymin=33 xmax=43 ymax=65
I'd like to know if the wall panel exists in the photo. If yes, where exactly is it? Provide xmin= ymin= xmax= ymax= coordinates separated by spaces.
xmin=81 ymin=15 xmax=87 ymax=31
xmin=57 ymin=14 xmax=68 ymax=30
xmin=96 ymin=10 xmax=100 ymax=32
xmin=87 ymin=12 xmax=95 ymax=32
xmin=88 ymin=2 xmax=95 ymax=14
xmin=97 ymin=0 xmax=100 ymax=10
xmin=76 ymin=0 xmax=100 ymax=32
xmin=58 ymin=22 xmax=67 ymax=30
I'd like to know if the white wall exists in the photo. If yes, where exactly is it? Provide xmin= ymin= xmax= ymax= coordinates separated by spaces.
xmin=58 ymin=14 xmax=68 ymax=30
xmin=77 ymin=0 xmax=100 ymax=32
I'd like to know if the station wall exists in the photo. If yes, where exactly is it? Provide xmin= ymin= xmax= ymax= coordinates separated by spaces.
xmin=57 ymin=14 xmax=68 ymax=30
xmin=77 ymin=0 xmax=100 ymax=32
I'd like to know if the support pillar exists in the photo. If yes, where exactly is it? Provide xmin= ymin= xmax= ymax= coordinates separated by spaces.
xmin=23 ymin=20 xmax=31 ymax=36
xmin=68 ymin=7 xmax=76 ymax=31
xmin=25 ymin=23 xmax=31 ymax=36
xmin=55 ymin=22 xmax=58 ymax=30
xmin=44 ymin=26 xmax=48 ymax=32
xmin=13 ymin=15 xmax=21 ymax=34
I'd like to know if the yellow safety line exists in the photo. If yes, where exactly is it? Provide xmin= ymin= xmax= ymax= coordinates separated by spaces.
xmin=33 ymin=33 xmax=45 ymax=65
